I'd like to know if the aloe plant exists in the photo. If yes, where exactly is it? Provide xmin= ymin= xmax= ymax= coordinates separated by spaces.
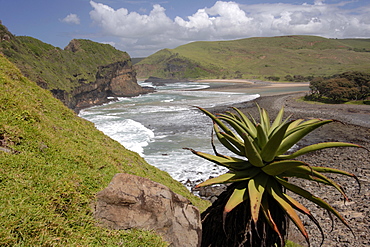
xmin=187 ymin=106 xmax=364 ymax=247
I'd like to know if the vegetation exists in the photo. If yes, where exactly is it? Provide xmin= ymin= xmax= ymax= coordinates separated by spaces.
xmin=0 ymin=23 xmax=130 ymax=93
xmin=307 ymin=71 xmax=370 ymax=103
xmin=0 ymin=54 xmax=209 ymax=246
xmin=187 ymin=106 xmax=363 ymax=246
xmin=135 ymin=35 xmax=370 ymax=80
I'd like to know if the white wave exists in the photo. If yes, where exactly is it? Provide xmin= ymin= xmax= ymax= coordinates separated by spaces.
xmin=161 ymin=99 xmax=174 ymax=103
xmin=92 ymin=118 xmax=154 ymax=155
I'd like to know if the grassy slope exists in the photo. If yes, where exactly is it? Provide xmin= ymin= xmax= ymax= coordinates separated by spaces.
xmin=0 ymin=54 xmax=209 ymax=246
xmin=0 ymin=32 xmax=130 ymax=93
xmin=135 ymin=35 xmax=370 ymax=79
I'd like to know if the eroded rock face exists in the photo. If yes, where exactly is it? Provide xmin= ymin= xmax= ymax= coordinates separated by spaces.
xmin=70 ymin=60 xmax=153 ymax=112
xmin=94 ymin=173 xmax=202 ymax=247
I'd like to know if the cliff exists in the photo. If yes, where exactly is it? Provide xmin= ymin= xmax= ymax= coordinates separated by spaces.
xmin=0 ymin=23 xmax=152 ymax=112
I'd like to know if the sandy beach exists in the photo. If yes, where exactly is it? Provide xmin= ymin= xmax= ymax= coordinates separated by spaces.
xmin=195 ymin=79 xmax=310 ymax=96
xmin=206 ymin=88 xmax=370 ymax=246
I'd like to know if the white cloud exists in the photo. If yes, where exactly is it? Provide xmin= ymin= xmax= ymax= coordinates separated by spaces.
xmin=61 ymin=13 xmax=81 ymax=25
xmin=89 ymin=0 xmax=370 ymax=56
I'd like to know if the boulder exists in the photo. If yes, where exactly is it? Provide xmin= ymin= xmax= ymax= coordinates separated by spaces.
xmin=94 ymin=173 xmax=202 ymax=247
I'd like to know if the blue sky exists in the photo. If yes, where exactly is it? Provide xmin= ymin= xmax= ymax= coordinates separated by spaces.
xmin=0 ymin=0 xmax=369 ymax=57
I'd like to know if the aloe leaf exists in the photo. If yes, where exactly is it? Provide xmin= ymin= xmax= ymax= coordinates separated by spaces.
xmin=262 ymin=160 xmax=308 ymax=176
xmin=269 ymin=106 xmax=285 ymax=135
xmin=312 ymin=166 xmax=361 ymax=192
xmin=277 ymin=119 xmax=333 ymax=155
xmin=256 ymin=124 xmax=268 ymax=149
xmin=196 ymin=167 xmax=261 ymax=187
xmin=276 ymin=177 xmax=352 ymax=232
xmin=256 ymin=104 xmax=270 ymax=134
xmin=260 ymin=121 xmax=292 ymax=162
xmin=286 ymin=118 xmax=304 ymax=132
xmin=285 ymin=118 xmax=321 ymax=137
xmin=217 ymin=130 xmax=245 ymax=152
xmin=196 ymin=173 xmax=237 ymax=187
xmin=267 ymin=180 xmax=310 ymax=245
xmin=242 ymin=133 xmax=264 ymax=167
xmin=218 ymin=115 xmax=256 ymax=140
xmin=232 ymin=107 xmax=257 ymax=138
xmin=262 ymin=108 xmax=271 ymax=131
xmin=247 ymin=111 xmax=258 ymax=126
xmin=261 ymin=197 xmax=284 ymax=247
xmin=283 ymin=192 xmax=325 ymax=246
xmin=248 ymin=173 xmax=269 ymax=223
xmin=214 ymin=124 xmax=244 ymax=156
xmin=196 ymin=107 xmax=237 ymax=138
xmin=225 ymin=111 xmax=240 ymax=121
xmin=277 ymin=142 xmax=363 ymax=160
xmin=224 ymin=181 xmax=249 ymax=213
xmin=281 ymin=165 xmax=349 ymax=200
xmin=184 ymin=148 xmax=251 ymax=170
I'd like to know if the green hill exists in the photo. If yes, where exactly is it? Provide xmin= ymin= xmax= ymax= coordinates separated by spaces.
xmin=0 ymin=25 xmax=129 ymax=93
xmin=0 ymin=54 xmax=208 ymax=246
xmin=0 ymin=23 xmax=147 ymax=112
xmin=134 ymin=35 xmax=370 ymax=80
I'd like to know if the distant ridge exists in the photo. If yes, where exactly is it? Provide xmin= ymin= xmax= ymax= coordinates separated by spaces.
xmin=134 ymin=35 xmax=370 ymax=81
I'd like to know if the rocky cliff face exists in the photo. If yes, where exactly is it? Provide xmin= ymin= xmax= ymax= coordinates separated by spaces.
xmin=0 ymin=23 xmax=153 ymax=113
xmin=52 ymin=59 xmax=153 ymax=112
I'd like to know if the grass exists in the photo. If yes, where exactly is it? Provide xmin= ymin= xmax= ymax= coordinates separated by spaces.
xmin=301 ymin=95 xmax=370 ymax=105
xmin=285 ymin=240 xmax=303 ymax=247
xmin=135 ymin=35 xmax=370 ymax=80
xmin=0 ymin=54 xmax=209 ymax=246
xmin=0 ymin=23 xmax=131 ymax=93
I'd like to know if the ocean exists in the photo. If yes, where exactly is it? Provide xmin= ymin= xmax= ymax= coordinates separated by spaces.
xmin=79 ymin=81 xmax=308 ymax=189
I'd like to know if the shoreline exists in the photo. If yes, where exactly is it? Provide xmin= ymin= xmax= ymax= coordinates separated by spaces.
xmin=193 ymin=79 xmax=310 ymax=96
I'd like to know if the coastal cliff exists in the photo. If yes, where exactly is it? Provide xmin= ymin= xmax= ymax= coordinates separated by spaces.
xmin=0 ymin=23 xmax=152 ymax=112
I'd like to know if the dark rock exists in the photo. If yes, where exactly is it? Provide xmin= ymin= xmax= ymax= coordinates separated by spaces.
xmin=59 ymin=60 xmax=154 ymax=113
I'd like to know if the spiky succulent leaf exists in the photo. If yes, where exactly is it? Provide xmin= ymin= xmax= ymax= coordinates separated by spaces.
xmin=185 ymin=148 xmax=252 ymax=170
xmin=277 ymin=142 xmax=363 ymax=160
xmin=243 ymin=133 xmax=264 ymax=167
xmin=262 ymin=160 xmax=308 ymax=176
xmin=232 ymin=107 xmax=257 ymax=138
xmin=276 ymin=177 xmax=352 ymax=230
xmin=218 ymin=115 xmax=254 ymax=140
xmin=214 ymin=124 xmax=245 ymax=156
xmin=267 ymin=180 xmax=310 ymax=245
xmin=260 ymin=121 xmax=292 ymax=162
xmin=224 ymin=181 xmax=249 ymax=213
xmin=268 ymin=106 xmax=285 ymax=135
xmin=256 ymin=124 xmax=268 ymax=149
xmin=277 ymin=119 xmax=333 ymax=155
xmin=280 ymin=166 xmax=349 ymax=200
xmin=248 ymin=173 xmax=269 ymax=223
xmin=196 ymin=107 xmax=237 ymax=138
xmin=196 ymin=167 xmax=261 ymax=187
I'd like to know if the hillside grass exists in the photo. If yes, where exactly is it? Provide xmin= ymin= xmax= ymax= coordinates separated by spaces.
xmin=135 ymin=35 xmax=370 ymax=80
xmin=0 ymin=54 xmax=209 ymax=246
xmin=0 ymin=26 xmax=130 ymax=93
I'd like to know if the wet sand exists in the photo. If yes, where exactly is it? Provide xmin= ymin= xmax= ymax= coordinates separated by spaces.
xmin=195 ymin=79 xmax=310 ymax=96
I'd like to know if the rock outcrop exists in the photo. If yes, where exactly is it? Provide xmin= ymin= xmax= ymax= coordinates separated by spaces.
xmin=53 ymin=60 xmax=153 ymax=112
xmin=94 ymin=173 xmax=202 ymax=247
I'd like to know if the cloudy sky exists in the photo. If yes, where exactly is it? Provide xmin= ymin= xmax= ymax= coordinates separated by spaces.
xmin=0 ymin=0 xmax=369 ymax=57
